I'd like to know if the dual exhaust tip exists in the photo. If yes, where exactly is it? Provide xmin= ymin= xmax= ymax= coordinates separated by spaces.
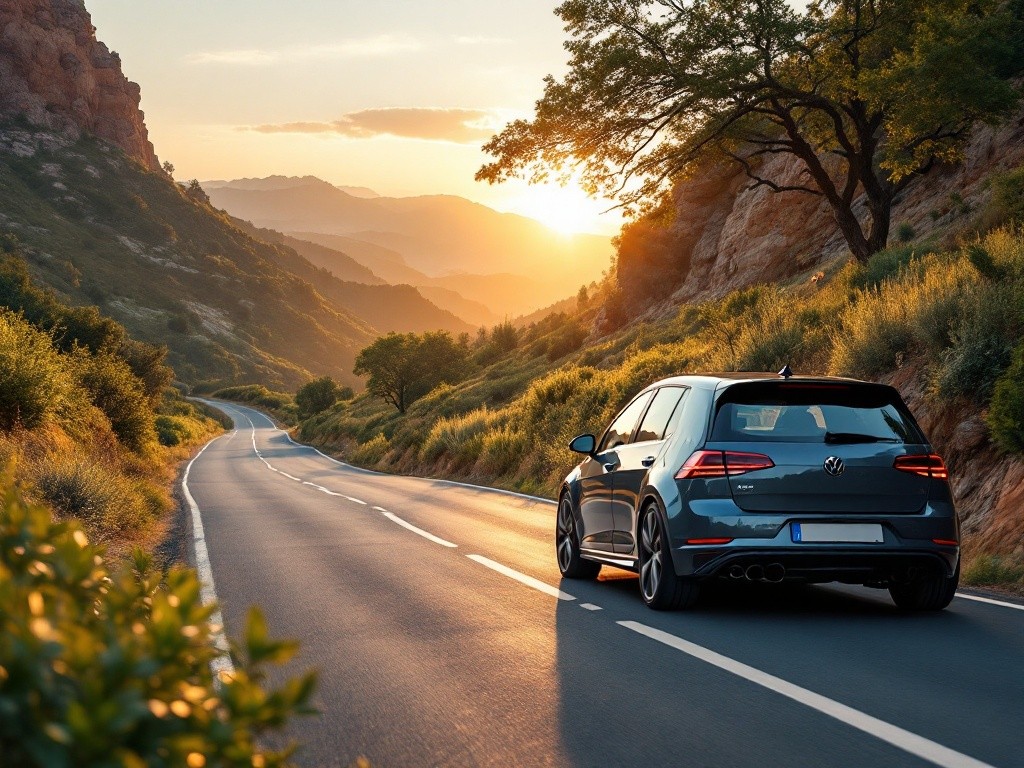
xmin=727 ymin=563 xmax=786 ymax=583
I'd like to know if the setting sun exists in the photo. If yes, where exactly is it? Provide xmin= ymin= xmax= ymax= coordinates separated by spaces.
xmin=502 ymin=182 xmax=619 ymax=235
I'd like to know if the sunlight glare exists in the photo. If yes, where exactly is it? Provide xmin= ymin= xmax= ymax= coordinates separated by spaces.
xmin=509 ymin=183 xmax=613 ymax=235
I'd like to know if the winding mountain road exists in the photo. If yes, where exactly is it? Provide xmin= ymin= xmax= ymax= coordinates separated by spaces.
xmin=185 ymin=402 xmax=1024 ymax=768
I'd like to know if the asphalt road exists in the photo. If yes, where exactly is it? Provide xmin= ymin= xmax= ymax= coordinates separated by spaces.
xmin=185 ymin=401 xmax=1024 ymax=768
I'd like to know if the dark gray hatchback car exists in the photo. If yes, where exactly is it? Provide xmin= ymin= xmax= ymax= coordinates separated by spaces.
xmin=557 ymin=373 xmax=960 ymax=611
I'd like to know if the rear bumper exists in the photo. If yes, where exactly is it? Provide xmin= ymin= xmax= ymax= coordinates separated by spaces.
xmin=681 ymin=546 xmax=957 ymax=583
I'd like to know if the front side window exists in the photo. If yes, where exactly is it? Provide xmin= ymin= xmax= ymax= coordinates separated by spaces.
xmin=634 ymin=387 xmax=687 ymax=443
xmin=599 ymin=391 xmax=654 ymax=452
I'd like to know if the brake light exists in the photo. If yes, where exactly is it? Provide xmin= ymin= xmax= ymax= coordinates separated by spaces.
xmin=893 ymin=454 xmax=948 ymax=480
xmin=676 ymin=450 xmax=774 ymax=479
xmin=932 ymin=538 xmax=959 ymax=547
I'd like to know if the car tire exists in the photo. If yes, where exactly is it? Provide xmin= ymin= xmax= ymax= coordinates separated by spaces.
xmin=888 ymin=562 xmax=959 ymax=611
xmin=556 ymin=495 xmax=601 ymax=580
xmin=638 ymin=502 xmax=700 ymax=610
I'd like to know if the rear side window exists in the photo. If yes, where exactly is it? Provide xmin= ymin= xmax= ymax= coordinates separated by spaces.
xmin=634 ymin=387 xmax=687 ymax=443
xmin=711 ymin=382 xmax=924 ymax=444
xmin=600 ymin=391 xmax=654 ymax=451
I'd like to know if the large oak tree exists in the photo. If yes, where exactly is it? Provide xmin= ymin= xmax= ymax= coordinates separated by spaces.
xmin=478 ymin=0 xmax=1023 ymax=261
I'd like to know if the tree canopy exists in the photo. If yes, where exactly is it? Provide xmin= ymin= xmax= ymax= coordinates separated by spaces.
xmin=478 ymin=0 xmax=1024 ymax=261
xmin=295 ymin=376 xmax=342 ymax=418
xmin=353 ymin=331 xmax=470 ymax=413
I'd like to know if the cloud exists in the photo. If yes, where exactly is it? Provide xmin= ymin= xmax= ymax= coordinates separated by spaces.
xmin=187 ymin=35 xmax=421 ymax=65
xmin=244 ymin=108 xmax=501 ymax=144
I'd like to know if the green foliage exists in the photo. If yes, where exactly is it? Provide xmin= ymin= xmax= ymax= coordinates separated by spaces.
xmin=987 ymin=340 xmax=1024 ymax=452
xmin=479 ymin=0 xmax=1024 ymax=263
xmin=0 ymin=310 xmax=72 ymax=430
xmin=33 ymin=459 xmax=155 ymax=540
xmin=294 ymin=376 xmax=341 ymax=419
xmin=354 ymin=331 xmax=470 ymax=413
xmin=990 ymin=167 xmax=1024 ymax=224
xmin=962 ymin=554 xmax=1024 ymax=587
xmin=545 ymin=321 xmax=588 ymax=362
xmin=0 ymin=477 xmax=315 ymax=767
xmin=76 ymin=352 xmax=156 ymax=453
xmin=350 ymin=433 xmax=389 ymax=466
xmin=212 ymin=385 xmax=296 ymax=424
xmin=895 ymin=223 xmax=916 ymax=243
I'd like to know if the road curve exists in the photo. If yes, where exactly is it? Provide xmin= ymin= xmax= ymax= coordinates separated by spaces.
xmin=185 ymin=402 xmax=1024 ymax=768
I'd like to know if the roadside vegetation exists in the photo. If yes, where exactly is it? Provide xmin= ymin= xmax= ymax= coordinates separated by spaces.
xmin=0 ymin=245 xmax=318 ymax=763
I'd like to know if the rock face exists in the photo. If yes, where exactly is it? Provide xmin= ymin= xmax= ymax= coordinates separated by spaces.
xmin=0 ymin=0 xmax=158 ymax=170
xmin=667 ymin=109 xmax=1024 ymax=301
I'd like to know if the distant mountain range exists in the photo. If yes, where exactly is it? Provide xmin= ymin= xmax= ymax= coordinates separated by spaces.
xmin=202 ymin=176 xmax=614 ymax=318
xmin=202 ymin=175 xmax=380 ymax=199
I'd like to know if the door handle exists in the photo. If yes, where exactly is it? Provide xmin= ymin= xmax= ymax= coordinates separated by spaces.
xmin=641 ymin=456 xmax=656 ymax=468
xmin=603 ymin=463 xmax=617 ymax=472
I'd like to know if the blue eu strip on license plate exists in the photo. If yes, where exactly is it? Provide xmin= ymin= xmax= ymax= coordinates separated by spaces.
xmin=792 ymin=523 xmax=803 ymax=542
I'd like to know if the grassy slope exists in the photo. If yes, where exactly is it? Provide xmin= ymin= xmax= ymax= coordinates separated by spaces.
xmin=298 ymin=229 xmax=1024 ymax=594
xmin=0 ymin=124 xmax=374 ymax=389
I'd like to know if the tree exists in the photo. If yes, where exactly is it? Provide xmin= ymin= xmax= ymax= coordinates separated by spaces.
xmin=478 ymin=0 xmax=1024 ymax=261
xmin=161 ymin=160 xmax=174 ymax=178
xmin=353 ymin=331 xmax=470 ymax=413
xmin=577 ymin=284 xmax=589 ymax=309
xmin=295 ymin=376 xmax=341 ymax=419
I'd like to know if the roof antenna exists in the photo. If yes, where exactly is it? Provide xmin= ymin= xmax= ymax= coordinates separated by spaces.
xmin=778 ymin=364 xmax=793 ymax=379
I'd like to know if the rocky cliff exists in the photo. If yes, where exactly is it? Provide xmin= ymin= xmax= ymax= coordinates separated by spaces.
xmin=666 ymin=110 xmax=1024 ymax=301
xmin=0 ymin=0 xmax=158 ymax=170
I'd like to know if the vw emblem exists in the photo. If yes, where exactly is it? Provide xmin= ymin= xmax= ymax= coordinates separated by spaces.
xmin=823 ymin=456 xmax=845 ymax=476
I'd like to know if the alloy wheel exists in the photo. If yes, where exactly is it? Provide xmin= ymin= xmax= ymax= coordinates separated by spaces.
xmin=640 ymin=508 xmax=662 ymax=601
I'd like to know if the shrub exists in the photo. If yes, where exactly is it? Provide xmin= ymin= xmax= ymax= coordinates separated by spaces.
xmin=420 ymin=410 xmax=497 ymax=465
xmin=33 ymin=459 xmax=153 ymax=539
xmin=295 ymin=376 xmax=340 ymax=419
xmin=734 ymin=289 xmax=805 ymax=372
xmin=851 ymin=244 xmax=918 ymax=290
xmin=0 ymin=310 xmax=72 ymax=430
xmin=987 ymin=340 xmax=1024 ymax=452
xmin=962 ymin=554 xmax=1024 ymax=587
xmin=895 ymin=222 xmax=916 ymax=243
xmin=76 ymin=351 xmax=156 ymax=452
xmin=831 ymin=259 xmax=976 ymax=378
xmin=155 ymin=414 xmax=195 ymax=446
xmin=350 ymin=433 xmax=389 ymax=466
xmin=479 ymin=426 xmax=529 ymax=476
xmin=546 ymin=322 xmax=588 ymax=361
xmin=0 ymin=478 xmax=315 ymax=766
xmin=991 ymin=167 xmax=1024 ymax=225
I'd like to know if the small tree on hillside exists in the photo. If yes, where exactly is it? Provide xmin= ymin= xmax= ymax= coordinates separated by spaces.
xmin=295 ymin=376 xmax=341 ymax=419
xmin=354 ymin=332 xmax=470 ymax=413
xmin=478 ymin=0 xmax=1024 ymax=262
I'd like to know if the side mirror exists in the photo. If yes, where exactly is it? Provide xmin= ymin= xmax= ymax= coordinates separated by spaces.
xmin=569 ymin=434 xmax=596 ymax=456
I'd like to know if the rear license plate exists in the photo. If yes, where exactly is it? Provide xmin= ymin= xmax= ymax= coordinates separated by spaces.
xmin=791 ymin=523 xmax=884 ymax=543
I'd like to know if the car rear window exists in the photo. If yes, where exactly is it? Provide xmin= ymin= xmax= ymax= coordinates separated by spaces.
xmin=710 ymin=382 xmax=924 ymax=444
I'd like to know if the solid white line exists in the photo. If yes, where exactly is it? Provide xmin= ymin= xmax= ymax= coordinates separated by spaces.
xmin=579 ymin=603 xmax=603 ymax=611
xmin=381 ymin=511 xmax=458 ymax=548
xmin=618 ymin=621 xmax=996 ymax=768
xmin=372 ymin=506 xmax=387 ymax=512
xmin=279 ymin=472 xmax=302 ymax=482
xmin=955 ymin=592 xmax=1024 ymax=611
xmin=467 ymin=555 xmax=576 ymax=601
xmin=318 ymin=487 xmax=344 ymax=497
xmin=346 ymin=496 xmax=367 ymax=505
xmin=182 ymin=435 xmax=234 ymax=677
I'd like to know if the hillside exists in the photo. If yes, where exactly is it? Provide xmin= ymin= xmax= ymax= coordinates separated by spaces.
xmin=203 ymin=178 xmax=613 ymax=315
xmin=0 ymin=125 xmax=385 ymax=388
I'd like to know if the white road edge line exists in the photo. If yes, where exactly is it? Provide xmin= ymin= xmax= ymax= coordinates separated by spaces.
xmin=372 ymin=506 xmax=387 ymax=512
xmin=467 ymin=555 xmax=576 ymax=601
xmin=182 ymin=434 xmax=234 ymax=677
xmin=955 ymin=592 xmax=1024 ymax=611
xmin=381 ymin=511 xmax=458 ymax=548
xmin=346 ymin=497 xmax=367 ymax=505
xmin=279 ymin=472 xmax=302 ymax=482
xmin=618 ymin=621 xmax=996 ymax=768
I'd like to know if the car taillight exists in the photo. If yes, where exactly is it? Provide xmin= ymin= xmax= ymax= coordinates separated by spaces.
xmin=676 ymin=450 xmax=774 ymax=479
xmin=893 ymin=454 xmax=948 ymax=480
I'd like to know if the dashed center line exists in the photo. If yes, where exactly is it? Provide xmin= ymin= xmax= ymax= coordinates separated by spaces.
xmin=579 ymin=603 xmax=603 ymax=611
xmin=618 ymin=621 xmax=996 ymax=768
xmin=346 ymin=496 xmax=367 ymax=505
xmin=466 ymin=555 xmax=576 ymax=601
xmin=381 ymin=511 xmax=458 ymax=548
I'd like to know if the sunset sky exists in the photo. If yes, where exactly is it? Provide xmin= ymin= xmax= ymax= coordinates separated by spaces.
xmin=87 ymin=0 xmax=624 ymax=235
